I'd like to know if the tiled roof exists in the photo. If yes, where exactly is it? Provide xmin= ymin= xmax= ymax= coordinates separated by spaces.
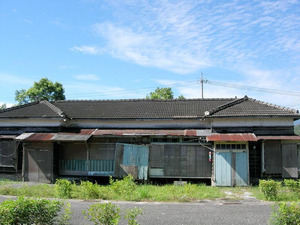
xmin=52 ymin=98 xmax=232 ymax=119
xmin=0 ymin=101 xmax=63 ymax=118
xmin=0 ymin=96 xmax=299 ymax=120
xmin=207 ymin=96 xmax=299 ymax=118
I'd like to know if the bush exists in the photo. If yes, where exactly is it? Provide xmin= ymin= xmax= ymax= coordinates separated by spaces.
xmin=124 ymin=207 xmax=143 ymax=225
xmin=110 ymin=175 xmax=137 ymax=199
xmin=284 ymin=179 xmax=300 ymax=195
xmin=259 ymin=179 xmax=281 ymax=200
xmin=269 ymin=202 xmax=300 ymax=225
xmin=55 ymin=179 xmax=73 ymax=199
xmin=83 ymin=202 xmax=121 ymax=225
xmin=80 ymin=181 xmax=100 ymax=199
xmin=0 ymin=196 xmax=71 ymax=225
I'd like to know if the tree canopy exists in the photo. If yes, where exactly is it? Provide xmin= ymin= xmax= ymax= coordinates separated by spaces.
xmin=15 ymin=78 xmax=65 ymax=105
xmin=0 ymin=104 xmax=6 ymax=110
xmin=146 ymin=87 xmax=185 ymax=100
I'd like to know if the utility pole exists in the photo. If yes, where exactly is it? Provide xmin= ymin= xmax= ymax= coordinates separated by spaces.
xmin=201 ymin=72 xmax=204 ymax=99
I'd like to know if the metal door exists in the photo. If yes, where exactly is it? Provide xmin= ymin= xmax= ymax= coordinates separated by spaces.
xmin=123 ymin=144 xmax=149 ymax=180
xmin=27 ymin=149 xmax=52 ymax=183
xmin=215 ymin=152 xmax=232 ymax=186
xmin=235 ymin=152 xmax=248 ymax=186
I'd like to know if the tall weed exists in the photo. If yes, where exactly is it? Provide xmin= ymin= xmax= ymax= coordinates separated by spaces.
xmin=269 ymin=202 xmax=300 ymax=225
xmin=0 ymin=196 xmax=71 ymax=225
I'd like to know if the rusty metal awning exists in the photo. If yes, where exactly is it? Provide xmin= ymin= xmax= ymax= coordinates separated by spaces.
xmin=0 ymin=135 xmax=17 ymax=139
xmin=93 ymin=129 xmax=211 ymax=137
xmin=16 ymin=129 xmax=97 ymax=142
xmin=206 ymin=133 xmax=258 ymax=142
xmin=257 ymin=136 xmax=300 ymax=140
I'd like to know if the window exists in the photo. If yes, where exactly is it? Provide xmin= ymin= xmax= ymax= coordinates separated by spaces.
xmin=216 ymin=143 xmax=247 ymax=150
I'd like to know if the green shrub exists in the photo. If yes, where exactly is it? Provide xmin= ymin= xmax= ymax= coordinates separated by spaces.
xmin=0 ymin=196 xmax=71 ymax=225
xmin=110 ymin=175 xmax=136 ymax=199
xmin=80 ymin=181 xmax=100 ymax=199
xmin=284 ymin=179 xmax=300 ymax=195
xmin=55 ymin=179 xmax=73 ymax=199
xmin=259 ymin=179 xmax=281 ymax=200
xmin=83 ymin=202 xmax=121 ymax=225
xmin=124 ymin=207 xmax=143 ymax=225
xmin=269 ymin=202 xmax=300 ymax=225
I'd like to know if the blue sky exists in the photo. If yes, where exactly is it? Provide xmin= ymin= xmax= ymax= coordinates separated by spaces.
xmin=1 ymin=0 xmax=300 ymax=111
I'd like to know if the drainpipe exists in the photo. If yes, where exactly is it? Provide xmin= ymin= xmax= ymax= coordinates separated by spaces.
xmin=22 ymin=143 xmax=26 ymax=181
xmin=261 ymin=140 xmax=265 ymax=175
xmin=85 ymin=141 xmax=90 ymax=176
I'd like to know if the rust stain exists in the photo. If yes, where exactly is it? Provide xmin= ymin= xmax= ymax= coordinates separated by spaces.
xmin=207 ymin=133 xmax=258 ymax=142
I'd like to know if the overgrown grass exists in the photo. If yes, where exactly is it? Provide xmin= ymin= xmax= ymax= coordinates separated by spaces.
xmin=0 ymin=178 xmax=225 ymax=202
xmin=1 ymin=177 xmax=298 ymax=202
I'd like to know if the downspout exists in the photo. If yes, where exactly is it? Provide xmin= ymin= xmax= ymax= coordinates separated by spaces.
xmin=22 ymin=143 xmax=26 ymax=181
xmin=85 ymin=141 xmax=90 ymax=176
xmin=261 ymin=140 xmax=265 ymax=176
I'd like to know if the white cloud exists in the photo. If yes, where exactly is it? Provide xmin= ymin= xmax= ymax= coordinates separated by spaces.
xmin=70 ymin=45 xmax=100 ymax=55
xmin=65 ymin=83 xmax=147 ymax=99
xmin=0 ymin=73 xmax=33 ymax=85
xmin=74 ymin=74 xmax=100 ymax=81
xmin=84 ymin=0 xmax=300 ymax=77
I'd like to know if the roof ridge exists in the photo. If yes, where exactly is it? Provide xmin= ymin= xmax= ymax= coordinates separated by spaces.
xmin=248 ymin=97 xmax=299 ymax=114
xmin=55 ymin=98 xmax=236 ymax=103
xmin=0 ymin=101 xmax=40 ymax=114
xmin=207 ymin=96 xmax=248 ymax=116
xmin=41 ymin=101 xmax=68 ymax=118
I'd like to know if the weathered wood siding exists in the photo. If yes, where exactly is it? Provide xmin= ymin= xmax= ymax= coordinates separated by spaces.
xmin=149 ymin=144 xmax=211 ymax=178
xmin=59 ymin=143 xmax=87 ymax=176
xmin=24 ymin=142 xmax=53 ymax=183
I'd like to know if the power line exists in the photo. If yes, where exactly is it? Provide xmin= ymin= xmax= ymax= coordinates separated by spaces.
xmin=205 ymin=80 xmax=300 ymax=97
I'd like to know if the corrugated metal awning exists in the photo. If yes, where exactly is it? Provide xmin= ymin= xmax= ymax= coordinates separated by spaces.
xmin=207 ymin=133 xmax=258 ymax=142
xmin=0 ymin=135 xmax=17 ymax=139
xmin=16 ymin=129 xmax=97 ymax=142
xmin=93 ymin=129 xmax=211 ymax=137
xmin=257 ymin=136 xmax=300 ymax=140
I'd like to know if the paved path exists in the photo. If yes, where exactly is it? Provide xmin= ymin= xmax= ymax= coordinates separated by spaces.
xmin=0 ymin=195 xmax=272 ymax=225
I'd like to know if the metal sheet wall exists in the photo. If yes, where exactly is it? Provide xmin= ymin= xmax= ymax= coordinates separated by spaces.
xmin=282 ymin=143 xmax=298 ymax=178
xmin=149 ymin=144 xmax=212 ymax=178
xmin=264 ymin=141 xmax=282 ymax=174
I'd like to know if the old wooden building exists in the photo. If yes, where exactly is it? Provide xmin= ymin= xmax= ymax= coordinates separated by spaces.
xmin=0 ymin=96 xmax=299 ymax=186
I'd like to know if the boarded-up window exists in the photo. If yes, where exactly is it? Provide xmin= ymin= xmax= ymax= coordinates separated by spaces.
xmin=264 ymin=141 xmax=281 ymax=174
xmin=0 ymin=140 xmax=16 ymax=168
xmin=282 ymin=143 xmax=298 ymax=178
xmin=149 ymin=144 xmax=211 ymax=178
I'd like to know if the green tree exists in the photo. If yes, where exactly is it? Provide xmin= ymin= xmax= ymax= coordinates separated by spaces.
xmin=15 ymin=78 xmax=65 ymax=105
xmin=295 ymin=124 xmax=300 ymax=135
xmin=146 ymin=87 xmax=185 ymax=100
xmin=0 ymin=104 xmax=6 ymax=110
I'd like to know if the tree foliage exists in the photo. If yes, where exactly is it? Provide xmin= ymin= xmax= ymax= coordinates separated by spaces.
xmin=295 ymin=124 xmax=300 ymax=136
xmin=0 ymin=104 xmax=6 ymax=110
xmin=146 ymin=87 xmax=185 ymax=100
xmin=15 ymin=78 xmax=65 ymax=105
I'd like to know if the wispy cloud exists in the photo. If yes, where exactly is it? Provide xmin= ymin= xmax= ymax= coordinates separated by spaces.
xmin=0 ymin=73 xmax=33 ymax=85
xmin=70 ymin=45 xmax=100 ymax=55
xmin=86 ymin=0 xmax=299 ymax=76
xmin=74 ymin=74 xmax=100 ymax=81
xmin=65 ymin=82 xmax=146 ymax=99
